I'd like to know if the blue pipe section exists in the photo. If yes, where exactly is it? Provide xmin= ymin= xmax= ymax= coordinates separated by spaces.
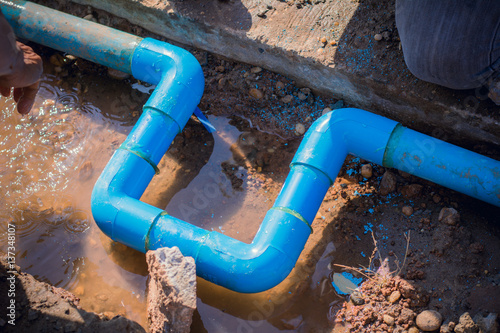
xmin=1 ymin=0 xmax=141 ymax=73
xmin=3 ymin=1 xmax=499 ymax=293
xmin=384 ymin=124 xmax=500 ymax=207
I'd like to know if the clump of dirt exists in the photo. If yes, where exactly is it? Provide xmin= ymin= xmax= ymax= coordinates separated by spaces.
xmin=334 ymin=274 xmax=428 ymax=332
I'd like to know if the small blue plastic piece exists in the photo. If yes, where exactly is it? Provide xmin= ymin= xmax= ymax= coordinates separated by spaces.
xmin=4 ymin=1 xmax=499 ymax=294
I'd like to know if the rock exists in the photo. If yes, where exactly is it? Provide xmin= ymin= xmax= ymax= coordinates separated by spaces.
xmin=250 ymin=66 xmax=262 ymax=74
xmin=474 ymin=313 xmax=498 ymax=333
xmin=400 ymin=184 xmax=423 ymax=198
xmin=107 ymin=68 xmax=130 ymax=80
xmin=469 ymin=242 xmax=484 ymax=254
xmin=383 ymin=314 xmax=395 ymax=326
xmin=282 ymin=95 xmax=293 ymax=103
xmin=322 ymin=107 xmax=332 ymax=115
xmin=416 ymin=310 xmax=443 ymax=332
xmin=297 ymin=92 xmax=307 ymax=100
xmin=379 ymin=171 xmax=397 ymax=195
xmin=83 ymin=14 xmax=96 ymax=21
xmin=438 ymin=207 xmax=460 ymax=225
xmin=350 ymin=291 xmax=364 ymax=305
xmin=408 ymin=327 xmax=419 ymax=333
xmin=65 ymin=54 xmax=77 ymax=62
xmin=295 ymin=123 xmax=306 ymax=135
xmin=440 ymin=321 xmax=453 ymax=333
xmin=331 ymin=100 xmax=344 ymax=109
xmin=300 ymin=88 xmax=311 ymax=95
xmin=360 ymin=164 xmax=373 ymax=178
xmin=399 ymin=307 xmax=417 ymax=324
xmin=454 ymin=312 xmax=479 ymax=333
xmin=215 ymin=65 xmax=225 ymax=72
xmin=388 ymin=290 xmax=401 ymax=303
xmin=402 ymin=206 xmax=414 ymax=216
xmin=249 ymin=88 xmax=264 ymax=99
xmin=147 ymin=247 xmax=196 ymax=333
xmin=320 ymin=36 xmax=327 ymax=44
xmin=276 ymin=81 xmax=285 ymax=90
xmin=374 ymin=33 xmax=383 ymax=41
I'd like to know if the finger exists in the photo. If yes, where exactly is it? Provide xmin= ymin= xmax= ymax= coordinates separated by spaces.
xmin=15 ymin=42 xmax=43 ymax=87
xmin=16 ymin=81 xmax=40 ymax=115
xmin=13 ymin=87 xmax=22 ymax=103
xmin=0 ymin=86 xmax=11 ymax=97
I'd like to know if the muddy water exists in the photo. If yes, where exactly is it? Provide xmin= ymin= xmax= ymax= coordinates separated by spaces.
xmin=0 ymin=73 xmax=347 ymax=332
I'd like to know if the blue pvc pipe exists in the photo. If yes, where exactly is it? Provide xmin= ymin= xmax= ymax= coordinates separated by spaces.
xmin=384 ymin=124 xmax=500 ymax=207
xmin=3 ymin=1 xmax=499 ymax=293
xmin=1 ymin=0 xmax=141 ymax=73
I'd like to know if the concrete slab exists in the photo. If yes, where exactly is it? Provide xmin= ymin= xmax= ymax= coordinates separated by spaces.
xmin=57 ymin=0 xmax=500 ymax=147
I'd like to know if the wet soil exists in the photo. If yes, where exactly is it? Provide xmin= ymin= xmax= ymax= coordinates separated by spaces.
xmin=1 ymin=2 xmax=499 ymax=333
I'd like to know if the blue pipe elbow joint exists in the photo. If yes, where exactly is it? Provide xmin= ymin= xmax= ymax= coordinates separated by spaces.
xmin=91 ymin=38 xmax=204 ymax=252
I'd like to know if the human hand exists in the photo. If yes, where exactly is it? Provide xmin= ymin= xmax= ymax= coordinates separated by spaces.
xmin=0 ymin=42 xmax=43 ymax=115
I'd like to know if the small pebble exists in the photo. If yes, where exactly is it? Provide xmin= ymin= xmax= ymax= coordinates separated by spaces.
xmin=250 ymin=67 xmax=262 ymax=74
xmin=295 ymin=123 xmax=306 ymax=135
xmin=282 ymin=95 xmax=293 ymax=103
xmin=350 ymin=291 xmax=364 ymax=305
xmin=374 ymin=33 xmax=383 ymax=41
xmin=297 ymin=92 xmax=307 ymax=100
xmin=383 ymin=314 xmax=395 ymax=326
xmin=215 ymin=65 xmax=225 ymax=73
xmin=438 ymin=207 xmax=460 ymax=225
xmin=317 ymin=48 xmax=324 ymax=54
xmin=416 ymin=310 xmax=442 ymax=332
xmin=320 ymin=36 xmax=327 ymax=44
xmin=388 ymin=290 xmax=401 ymax=303
xmin=329 ymin=40 xmax=337 ymax=46
xmin=402 ymin=206 xmax=414 ymax=216
xmin=83 ymin=14 xmax=95 ymax=21
xmin=360 ymin=164 xmax=373 ymax=178
xmin=276 ymin=81 xmax=285 ymax=90
xmin=107 ymin=68 xmax=130 ymax=80
xmin=249 ymin=88 xmax=264 ymax=99
xmin=408 ymin=327 xmax=419 ymax=333
xmin=300 ymin=88 xmax=311 ymax=95
xmin=322 ymin=107 xmax=332 ymax=115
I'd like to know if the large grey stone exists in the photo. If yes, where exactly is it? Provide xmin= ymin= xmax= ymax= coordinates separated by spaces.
xmin=146 ymin=247 xmax=197 ymax=333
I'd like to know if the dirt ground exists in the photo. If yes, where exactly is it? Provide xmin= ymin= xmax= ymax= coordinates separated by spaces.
xmin=1 ymin=1 xmax=499 ymax=332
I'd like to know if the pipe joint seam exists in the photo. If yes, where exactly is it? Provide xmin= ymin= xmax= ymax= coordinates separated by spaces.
xmin=270 ymin=207 xmax=313 ymax=233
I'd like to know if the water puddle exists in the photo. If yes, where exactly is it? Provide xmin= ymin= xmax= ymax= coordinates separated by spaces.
xmin=0 ymin=70 xmax=352 ymax=331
